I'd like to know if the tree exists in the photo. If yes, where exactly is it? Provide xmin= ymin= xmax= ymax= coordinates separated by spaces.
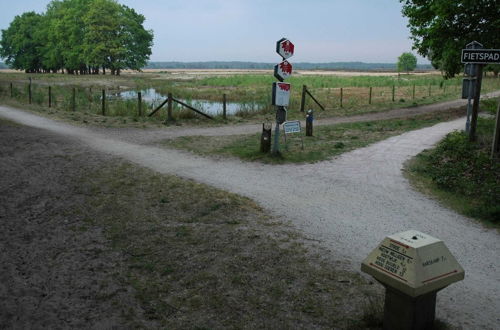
xmin=397 ymin=52 xmax=417 ymax=73
xmin=0 ymin=12 xmax=45 ymax=72
xmin=0 ymin=0 xmax=153 ymax=74
xmin=400 ymin=0 xmax=500 ymax=78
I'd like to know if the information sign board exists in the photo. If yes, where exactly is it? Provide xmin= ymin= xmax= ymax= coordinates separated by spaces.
xmin=272 ymin=82 xmax=291 ymax=106
xmin=361 ymin=230 xmax=464 ymax=297
xmin=283 ymin=120 xmax=301 ymax=134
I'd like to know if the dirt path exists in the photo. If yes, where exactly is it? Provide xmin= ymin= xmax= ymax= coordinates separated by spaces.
xmin=0 ymin=122 xmax=156 ymax=329
xmin=1 ymin=100 xmax=499 ymax=329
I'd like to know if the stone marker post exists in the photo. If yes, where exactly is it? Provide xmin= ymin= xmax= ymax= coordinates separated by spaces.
xmin=361 ymin=230 xmax=464 ymax=330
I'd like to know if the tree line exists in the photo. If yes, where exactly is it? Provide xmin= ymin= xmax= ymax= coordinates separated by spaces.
xmin=0 ymin=0 xmax=153 ymax=75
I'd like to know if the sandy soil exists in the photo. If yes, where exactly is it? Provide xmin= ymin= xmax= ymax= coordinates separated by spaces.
xmin=1 ymin=95 xmax=499 ymax=328
xmin=0 ymin=122 xmax=156 ymax=329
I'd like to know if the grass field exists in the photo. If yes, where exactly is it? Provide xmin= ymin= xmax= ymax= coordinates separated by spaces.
xmin=1 ymin=70 xmax=499 ymax=126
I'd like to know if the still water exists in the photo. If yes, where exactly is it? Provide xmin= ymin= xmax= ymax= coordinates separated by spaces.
xmin=114 ymin=88 xmax=263 ymax=116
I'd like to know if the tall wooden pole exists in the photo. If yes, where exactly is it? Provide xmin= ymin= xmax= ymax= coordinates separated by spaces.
xmin=492 ymin=101 xmax=500 ymax=158
xmin=469 ymin=65 xmax=484 ymax=142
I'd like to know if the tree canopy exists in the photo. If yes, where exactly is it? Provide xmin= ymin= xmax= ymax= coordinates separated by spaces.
xmin=0 ymin=0 xmax=153 ymax=74
xmin=400 ymin=0 xmax=500 ymax=78
xmin=397 ymin=52 xmax=417 ymax=73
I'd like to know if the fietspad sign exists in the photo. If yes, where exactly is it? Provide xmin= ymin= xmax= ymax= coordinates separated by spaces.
xmin=461 ymin=49 xmax=500 ymax=64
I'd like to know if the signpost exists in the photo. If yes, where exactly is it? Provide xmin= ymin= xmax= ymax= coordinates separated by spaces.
xmin=272 ymin=38 xmax=295 ymax=155
xmin=461 ymin=41 xmax=500 ymax=141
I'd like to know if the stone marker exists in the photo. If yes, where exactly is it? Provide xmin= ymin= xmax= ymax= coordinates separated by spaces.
xmin=361 ymin=230 xmax=464 ymax=330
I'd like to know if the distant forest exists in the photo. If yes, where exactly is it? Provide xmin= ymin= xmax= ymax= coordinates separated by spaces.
xmin=0 ymin=61 xmax=434 ymax=71
xmin=144 ymin=61 xmax=434 ymax=71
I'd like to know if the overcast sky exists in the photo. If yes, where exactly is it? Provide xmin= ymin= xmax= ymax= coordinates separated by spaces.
xmin=0 ymin=0 xmax=429 ymax=64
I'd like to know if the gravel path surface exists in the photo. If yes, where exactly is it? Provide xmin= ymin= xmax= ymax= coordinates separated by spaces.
xmin=1 ymin=103 xmax=499 ymax=329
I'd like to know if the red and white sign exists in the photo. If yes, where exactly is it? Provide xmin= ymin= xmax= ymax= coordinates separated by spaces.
xmin=274 ymin=60 xmax=293 ymax=81
xmin=276 ymin=38 xmax=295 ymax=59
xmin=272 ymin=82 xmax=291 ymax=106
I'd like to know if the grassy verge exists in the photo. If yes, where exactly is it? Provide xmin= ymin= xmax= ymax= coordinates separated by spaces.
xmin=163 ymin=108 xmax=464 ymax=164
xmin=405 ymin=99 xmax=500 ymax=226
xmin=76 ymin=160 xmax=386 ymax=328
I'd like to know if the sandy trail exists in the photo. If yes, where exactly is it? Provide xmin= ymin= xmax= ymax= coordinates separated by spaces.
xmin=1 ymin=104 xmax=499 ymax=329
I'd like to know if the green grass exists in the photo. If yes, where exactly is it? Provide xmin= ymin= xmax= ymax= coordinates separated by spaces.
xmin=163 ymin=109 xmax=464 ymax=164
xmin=405 ymin=99 xmax=500 ymax=226
xmin=1 ymin=71 xmax=499 ymax=126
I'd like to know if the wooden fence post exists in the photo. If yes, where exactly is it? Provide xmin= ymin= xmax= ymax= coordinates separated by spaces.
xmin=102 ymin=89 xmax=106 ymax=116
xmin=138 ymin=91 xmax=142 ymax=116
xmin=88 ymin=87 xmax=93 ymax=111
xmin=48 ymin=86 xmax=52 ymax=108
xmin=369 ymin=87 xmax=372 ymax=105
xmin=340 ymin=87 xmax=343 ymax=108
xmin=392 ymin=85 xmax=395 ymax=102
xmin=10 ymin=82 xmax=13 ymax=98
xmin=166 ymin=92 xmax=174 ymax=122
xmin=72 ymin=87 xmax=76 ymax=111
xmin=412 ymin=84 xmax=415 ymax=99
xmin=222 ymin=93 xmax=227 ymax=119
xmin=28 ymin=79 xmax=32 ymax=104
xmin=300 ymin=85 xmax=307 ymax=112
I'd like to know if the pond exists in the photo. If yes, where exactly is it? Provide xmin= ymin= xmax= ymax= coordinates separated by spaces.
xmin=113 ymin=88 xmax=264 ymax=116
